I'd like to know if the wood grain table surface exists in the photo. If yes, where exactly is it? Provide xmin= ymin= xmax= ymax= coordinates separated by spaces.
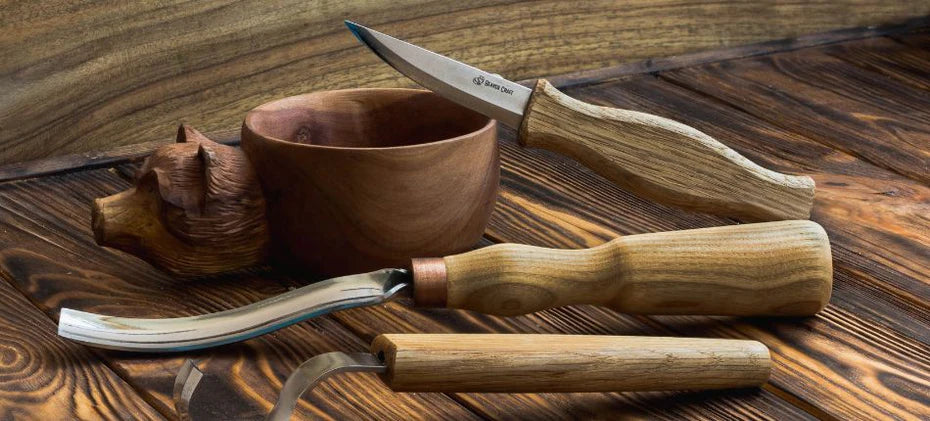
xmin=0 ymin=21 xmax=928 ymax=420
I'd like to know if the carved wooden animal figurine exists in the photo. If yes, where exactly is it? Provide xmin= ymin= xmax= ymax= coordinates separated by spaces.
xmin=92 ymin=125 xmax=270 ymax=276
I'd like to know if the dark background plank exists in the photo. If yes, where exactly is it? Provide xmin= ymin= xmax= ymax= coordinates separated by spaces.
xmin=659 ymin=44 xmax=930 ymax=187
xmin=484 ymin=35 xmax=929 ymax=418
xmin=652 ymin=37 xmax=930 ymax=310
xmin=1 ymin=20 xmax=929 ymax=421
xmin=0 ymin=257 xmax=164 ymax=419
xmin=0 ymin=170 xmax=480 ymax=420
xmin=473 ymin=136 xmax=930 ymax=419
xmin=2 ymin=1 xmax=929 ymax=165
xmin=0 ymin=168 xmax=811 ymax=418
xmin=892 ymin=31 xmax=930 ymax=49
xmin=821 ymin=36 xmax=930 ymax=90
xmin=333 ymin=33 xmax=930 ymax=419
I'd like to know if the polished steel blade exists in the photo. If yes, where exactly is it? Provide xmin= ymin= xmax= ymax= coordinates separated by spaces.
xmin=173 ymin=353 xmax=386 ymax=421
xmin=174 ymin=360 xmax=203 ymax=421
xmin=58 ymin=269 xmax=410 ymax=352
xmin=266 ymin=352 xmax=386 ymax=421
xmin=345 ymin=20 xmax=531 ymax=128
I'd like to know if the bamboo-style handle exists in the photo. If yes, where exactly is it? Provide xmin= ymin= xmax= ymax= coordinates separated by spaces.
xmin=371 ymin=334 xmax=771 ymax=392
xmin=519 ymin=79 xmax=815 ymax=221
xmin=411 ymin=220 xmax=832 ymax=316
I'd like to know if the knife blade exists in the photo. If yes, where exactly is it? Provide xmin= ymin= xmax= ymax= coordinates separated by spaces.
xmin=346 ymin=20 xmax=531 ymax=128
xmin=58 ymin=220 xmax=831 ymax=352
xmin=345 ymin=21 xmax=816 ymax=221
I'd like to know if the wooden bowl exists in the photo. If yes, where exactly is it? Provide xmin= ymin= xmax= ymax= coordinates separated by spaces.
xmin=242 ymin=88 xmax=499 ymax=276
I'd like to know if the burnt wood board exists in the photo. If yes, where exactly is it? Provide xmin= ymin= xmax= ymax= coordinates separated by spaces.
xmin=0 ymin=25 xmax=927 ymax=420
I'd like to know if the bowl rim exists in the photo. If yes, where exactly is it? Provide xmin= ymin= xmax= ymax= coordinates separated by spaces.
xmin=242 ymin=88 xmax=497 ymax=151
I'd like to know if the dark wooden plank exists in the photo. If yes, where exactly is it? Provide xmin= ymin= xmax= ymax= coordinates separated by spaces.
xmin=891 ymin=31 xmax=930 ymax=49
xmin=3 ymin=1 xmax=929 ymax=165
xmin=549 ymin=15 xmax=930 ymax=90
xmin=459 ymin=68 xmax=930 ymax=418
xmin=0 ymin=171 xmax=811 ymax=420
xmin=316 ymin=161 xmax=815 ymax=417
xmin=0 ymin=170 xmax=479 ymax=420
xmin=570 ymin=76 xmax=930 ymax=314
xmin=490 ymin=140 xmax=930 ymax=341
xmin=659 ymin=47 xmax=930 ymax=186
xmin=819 ymin=36 xmax=930 ymax=91
xmin=482 ymin=133 xmax=930 ymax=419
xmin=101 ymin=157 xmax=813 ymax=418
xmin=0 ymin=267 xmax=164 ymax=419
xmin=573 ymin=73 xmax=930 ymax=329
xmin=0 ymin=28 xmax=925 ymax=421
xmin=333 ymin=298 xmax=815 ymax=420
xmin=81 ymin=47 xmax=930 ymax=412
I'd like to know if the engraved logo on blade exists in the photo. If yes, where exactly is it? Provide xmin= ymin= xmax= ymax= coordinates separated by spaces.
xmin=472 ymin=75 xmax=514 ymax=95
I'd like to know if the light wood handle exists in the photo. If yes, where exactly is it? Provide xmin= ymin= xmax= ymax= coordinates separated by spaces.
xmin=371 ymin=334 xmax=771 ymax=392
xmin=519 ymin=79 xmax=815 ymax=221
xmin=412 ymin=220 xmax=832 ymax=316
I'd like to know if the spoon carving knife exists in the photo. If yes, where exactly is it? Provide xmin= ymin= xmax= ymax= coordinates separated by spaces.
xmin=59 ymin=220 xmax=832 ymax=352
xmin=176 ymin=334 xmax=772 ymax=420
xmin=344 ymin=20 xmax=815 ymax=221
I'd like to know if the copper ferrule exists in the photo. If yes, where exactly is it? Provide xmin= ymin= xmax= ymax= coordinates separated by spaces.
xmin=410 ymin=258 xmax=448 ymax=308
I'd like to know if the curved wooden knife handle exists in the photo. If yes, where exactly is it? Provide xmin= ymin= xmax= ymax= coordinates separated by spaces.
xmin=518 ymin=79 xmax=815 ymax=221
xmin=371 ymin=334 xmax=771 ymax=392
xmin=411 ymin=220 xmax=832 ymax=316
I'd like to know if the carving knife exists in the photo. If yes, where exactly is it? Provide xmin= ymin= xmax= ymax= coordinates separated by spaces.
xmin=58 ymin=220 xmax=832 ymax=352
xmin=344 ymin=21 xmax=815 ymax=221
xmin=175 ymin=334 xmax=772 ymax=420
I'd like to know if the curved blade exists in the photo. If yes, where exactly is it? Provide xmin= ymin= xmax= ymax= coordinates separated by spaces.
xmin=345 ymin=20 xmax=531 ymax=128
xmin=174 ymin=360 xmax=203 ymax=421
xmin=58 ymin=269 xmax=410 ymax=352
xmin=266 ymin=352 xmax=386 ymax=421
xmin=173 ymin=354 xmax=386 ymax=421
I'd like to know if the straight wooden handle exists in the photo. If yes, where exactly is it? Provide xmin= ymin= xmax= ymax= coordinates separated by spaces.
xmin=371 ymin=334 xmax=771 ymax=392
xmin=411 ymin=220 xmax=832 ymax=316
xmin=519 ymin=79 xmax=815 ymax=221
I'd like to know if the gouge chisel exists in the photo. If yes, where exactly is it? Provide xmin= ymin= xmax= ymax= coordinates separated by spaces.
xmin=345 ymin=21 xmax=816 ymax=221
xmin=175 ymin=334 xmax=772 ymax=420
xmin=59 ymin=220 xmax=832 ymax=352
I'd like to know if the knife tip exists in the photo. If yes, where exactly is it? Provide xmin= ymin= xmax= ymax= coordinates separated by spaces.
xmin=344 ymin=20 xmax=366 ymax=43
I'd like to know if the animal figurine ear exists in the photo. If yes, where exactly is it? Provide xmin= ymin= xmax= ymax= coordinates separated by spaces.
xmin=92 ymin=125 xmax=271 ymax=277
xmin=176 ymin=124 xmax=212 ymax=144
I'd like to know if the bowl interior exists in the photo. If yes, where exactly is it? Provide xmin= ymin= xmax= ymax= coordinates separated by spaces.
xmin=245 ymin=89 xmax=492 ymax=148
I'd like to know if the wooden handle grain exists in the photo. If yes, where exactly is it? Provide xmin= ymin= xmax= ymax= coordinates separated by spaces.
xmin=519 ymin=79 xmax=815 ymax=221
xmin=412 ymin=220 xmax=832 ymax=316
xmin=370 ymin=334 xmax=771 ymax=392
